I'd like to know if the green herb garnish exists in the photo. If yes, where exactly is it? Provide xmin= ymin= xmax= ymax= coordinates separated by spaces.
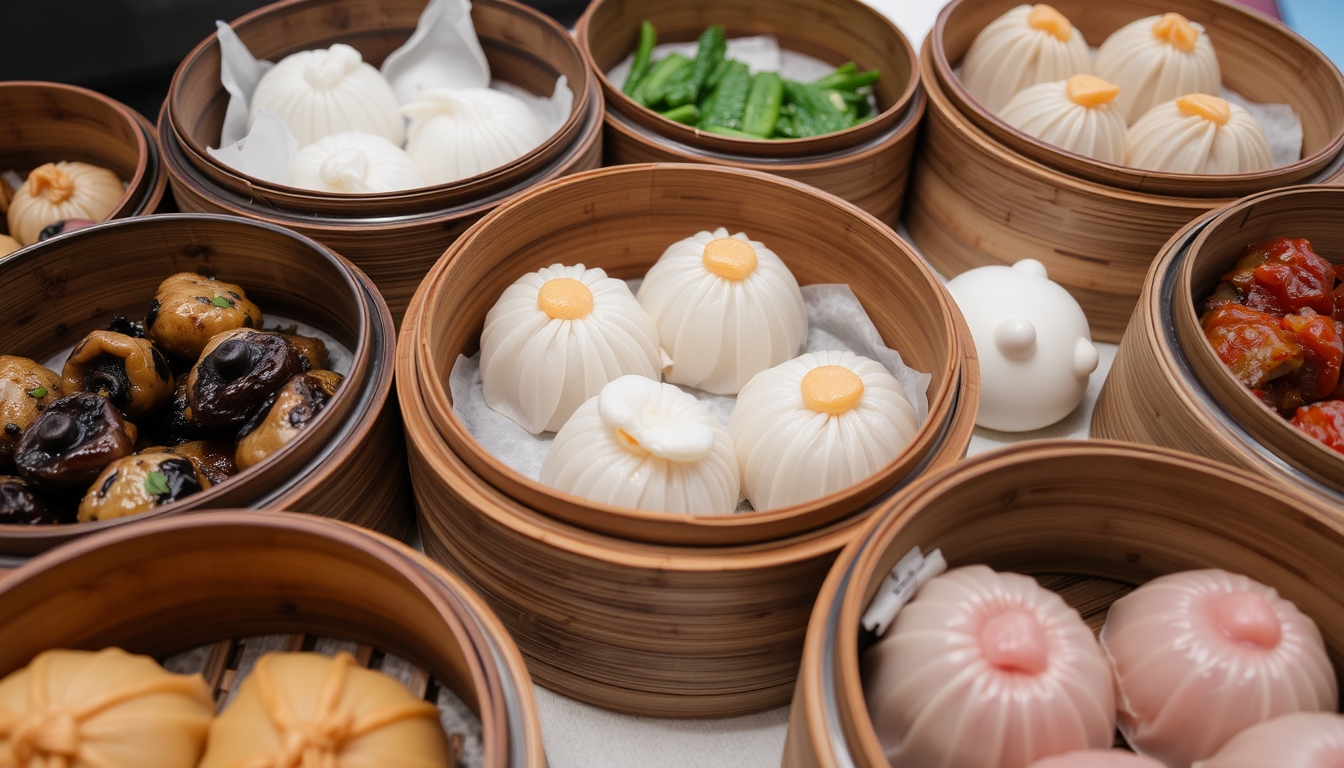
xmin=26 ymin=386 xmax=47 ymax=398
xmin=212 ymin=295 xmax=234 ymax=308
xmin=144 ymin=470 xmax=170 ymax=497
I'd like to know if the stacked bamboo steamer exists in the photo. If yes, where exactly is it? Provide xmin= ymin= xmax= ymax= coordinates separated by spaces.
xmin=905 ymin=0 xmax=1344 ymax=342
xmin=1095 ymin=185 xmax=1344 ymax=508
xmin=0 ymin=82 xmax=167 ymax=243
xmin=398 ymin=162 xmax=980 ymax=718
xmin=0 ymin=214 xmax=411 ymax=561
xmin=158 ymin=0 xmax=603 ymax=325
xmin=575 ymin=0 xmax=922 ymax=226
xmin=0 ymin=511 xmax=546 ymax=767
xmin=784 ymin=441 xmax=1344 ymax=767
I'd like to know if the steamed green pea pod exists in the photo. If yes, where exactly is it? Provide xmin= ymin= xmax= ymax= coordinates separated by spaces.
xmin=633 ymin=53 xmax=691 ymax=108
xmin=622 ymin=21 xmax=659 ymax=97
xmin=663 ymin=25 xmax=726 ymax=108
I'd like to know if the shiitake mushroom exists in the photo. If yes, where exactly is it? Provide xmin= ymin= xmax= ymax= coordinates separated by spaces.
xmin=235 ymin=370 xmax=342 ymax=470
xmin=139 ymin=377 xmax=222 ymax=447
xmin=188 ymin=330 xmax=301 ymax=428
xmin=146 ymin=440 xmax=237 ymax=486
xmin=282 ymin=333 xmax=328 ymax=372
xmin=146 ymin=273 xmax=262 ymax=361
xmin=13 ymin=393 xmax=136 ymax=492
xmin=0 ymin=356 xmax=63 ymax=471
xmin=62 ymin=331 xmax=173 ymax=420
xmin=0 ymin=476 xmax=72 ymax=525
xmin=77 ymin=452 xmax=208 ymax=522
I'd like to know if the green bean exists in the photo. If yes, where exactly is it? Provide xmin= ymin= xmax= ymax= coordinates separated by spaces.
xmin=634 ymin=53 xmax=691 ymax=107
xmin=706 ymin=56 xmax=731 ymax=90
xmin=664 ymin=25 xmax=726 ymax=108
xmin=742 ymin=72 xmax=784 ymax=137
xmin=783 ymin=80 xmax=852 ymax=137
xmin=818 ymin=70 xmax=881 ymax=92
xmin=697 ymin=60 xmax=751 ymax=130
xmin=702 ymin=124 xmax=763 ymax=139
xmin=661 ymin=104 xmax=700 ymax=124
xmin=811 ymin=62 xmax=858 ymax=89
xmin=622 ymin=21 xmax=658 ymax=97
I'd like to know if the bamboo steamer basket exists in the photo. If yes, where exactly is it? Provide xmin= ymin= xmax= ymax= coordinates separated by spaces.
xmin=0 ymin=82 xmax=166 ymax=245
xmin=160 ymin=0 xmax=603 ymax=324
xmin=410 ymin=163 xmax=973 ymax=546
xmin=929 ymin=0 xmax=1344 ymax=197
xmin=0 ymin=213 xmax=410 ymax=560
xmin=1094 ymin=185 xmax=1344 ymax=505
xmin=906 ymin=20 xmax=1344 ymax=343
xmin=397 ymin=163 xmax=980 ymax=717
xmin=574 ymin=0 xmax=922 ymax=226
xmin=783 ymin=440 xmax=1344 ymax=768
xmin=0 ymin=511 xmax=545 ymax=768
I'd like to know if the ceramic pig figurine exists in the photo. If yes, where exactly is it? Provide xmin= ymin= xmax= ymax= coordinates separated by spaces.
xmin=946 ymin=259 xmax=1098 ymax=431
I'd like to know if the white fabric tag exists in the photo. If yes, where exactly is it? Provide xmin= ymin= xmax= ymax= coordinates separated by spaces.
xmin=861 ymin=546 xmax=948 ymax=636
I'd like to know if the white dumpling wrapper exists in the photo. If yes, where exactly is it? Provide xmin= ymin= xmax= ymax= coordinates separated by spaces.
xmin=730 ymin=350 xmax=917 ymax=510
xmin=863 ymin=566 xmax=1116 ymax=768
xmin=540 ymin=375 xmax=739 ymax=515
xmin=961 ymin=4 xmax=1091 ymax=114
xmin=1095 ymin=14 xmax=1221 ymax=124
xmin=249 ymin=43 xmax=405 ymax=147
xmin=637 ymin=228 xmax=806 ymax=395
xmin=480 ymin=264 xmax=663 ymax=434
xmin=1125 ymin=96 xmax=1274 ymax=174
xmin=1000 ymin=76 xmax=1128 ymax=164
xmin=1101 ymin=570 xmax=1338 ymax=768
xmin=403 ymin=87 xmax=547 ymax=185
xmin=289 ymin=132 xmax=425 ymax=193
xmin=1192 ymin=713 xmax=1344 ymax=768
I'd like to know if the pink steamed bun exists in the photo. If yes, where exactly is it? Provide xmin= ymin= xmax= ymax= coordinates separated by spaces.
xmin=1193 ymin=712 xmax=1344 ymax=768
xmin=1029 ymin=750 xmax=1164 ymax=768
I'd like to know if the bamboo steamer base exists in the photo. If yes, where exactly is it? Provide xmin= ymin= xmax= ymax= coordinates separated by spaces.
xmin=399 ymin=281 xmax=980 ymax=718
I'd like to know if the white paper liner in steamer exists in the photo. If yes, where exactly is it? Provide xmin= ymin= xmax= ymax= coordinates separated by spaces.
xmin=448 ymin=281 xmax=933 ymax=513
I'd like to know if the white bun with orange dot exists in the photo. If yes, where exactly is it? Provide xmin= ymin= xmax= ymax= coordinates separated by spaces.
xmin=1000 ymin=75 xmax=1128 ymax=163
xmin=1193 ymin=713 xmax=1344 ymax=768
xmin=480 ymin=263 xmax=664 ymax=434
xmin=961 ymin=4 xmax=1092 ymax=113
xmin=540 ymin=375 xmax=740 ymax=514
xmin=1095 ymin=13 xmax=1221 ymax=124
xmin=1125 ymin=94 xmax=1273 ymax=174
xmin=636 ymin=228 xmax=806 ymax=395
xmin=729 ymin=350 xmax=917 ymax=510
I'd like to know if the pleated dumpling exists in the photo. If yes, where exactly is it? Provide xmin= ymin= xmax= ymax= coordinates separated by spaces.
xmin=729 ymin=350 xmax=918 ymax=510
xmin=1125 ymin=94 xmax=1273 ymax=174
xmin=289 ymin=132 xmax=425 ymax=193
xmin=863 ymin=566 xmax=1116 ymax=768
xmin=540 ymin=375 xmax=739 ymax=514
xmin=1095 ymin=13 xmax=1220 ymax=124
xmin=1101 ymin=570 xmax=1337 ymax=768
xmin=1193 ymin=713 xmax=1344 ymax=768
xmin=637 ymin=228 xmax=806 ymax=395
xmin=480 ymin=264 xmax=664 ymax=434
xmin=1030 ymin=752 xmax=1165 ymax=768
xmin=960 ymin=4 xmax=1091 ymax=113
xmin=1000 ymin=75 xmax=1128 ymax=163
xmin=249 ymin=44 xmax=405 ymax=146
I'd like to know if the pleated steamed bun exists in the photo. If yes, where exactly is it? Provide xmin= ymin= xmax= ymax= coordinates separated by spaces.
xmin=1101 ymin=570 xmax=1337 ymax=768
xmin=480 ymin=264 xmax=664 ymax=434
xmin=637 ymin=228 xmax=806 ymax=395
xmin=863 ymin=566 xmax=1116 ymax=768
xmin=1125 ymin=94 xmax=1273 ymax=174
xmin=730 ymin=350 xmax=918 ymax=510
xmin=1095 ymin=13 xmax=1220 ymax=124
xmin=960 ymin=4 xmax=1091 ymax=113
xmin=1193 ymin=713 xmax=1344 ymax=768
xmin=289 ymin=132 xmax=425 ymax=193
xmin=1000 ymin=75 xmax=1128 ymax=163
xmin=540 ymin=375 xmax=739 ymax=515
xmin=249 ymin=43 xmax=405 ymax=147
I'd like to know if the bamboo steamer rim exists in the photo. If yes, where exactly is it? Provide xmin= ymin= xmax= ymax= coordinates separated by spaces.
xmin=408 ymin=162 xmax=970 ymax=546
xmin=0 ymin=81 xmax=154 ymax=226
xmin=0 ymin=213 xmax=378 ymax=546
xmin=574 ymin=0 xmax=919 ymax=159
xmin=156 ymin=93 xmax=605 ymax=231
xmin=0 ymin=509 xmax=515 ymax=767
xmin=928 ymin=0 xmax=1344 ymax=198
xmin=164 ymin=0 xmax=592 ymax=209
xmin=812 ymin=440 xmax=1344 ymax=767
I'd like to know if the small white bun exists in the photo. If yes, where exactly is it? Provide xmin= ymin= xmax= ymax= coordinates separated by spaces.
xmin=289 ymin=132 xmax=425 ymax=193
xmin=1095 ymin=13 xmax=1221 ymax=124
xmin=249 ymin=43 xmax=405 ymax=146
xmin=961 ymin=4 xmax=1091 ymax=114
xmin=402 ymin=87 xmax=548 ymax=185
xmin=1000 ymin=76 xmax=1128 ymax=164
xmin=480 ymin=264 xmax=664 ymax=434
xmin=540 ymin=375 xmax=740 ymax=515
xmin=637 ymin=227 xmax=806 ymax=395
xmin=730 ymin=350 xmax=918 ymax=510
xmin=1125 ymin=94 xmax=1273 ymax=174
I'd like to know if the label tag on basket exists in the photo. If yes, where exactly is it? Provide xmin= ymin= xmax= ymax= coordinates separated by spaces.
xmin=861 ymin=546 xmax=946 ymax=637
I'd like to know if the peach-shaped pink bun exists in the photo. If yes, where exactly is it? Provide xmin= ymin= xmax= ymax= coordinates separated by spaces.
xmin=1101 ymin=570 xmax=1338 ymax=768
xmin=1192 ymin=712 xmax=1344 ymax=768
xmin=862 ymin=566 xmax=1116 ymax=768
xmin=1029 ymin=750 xmax=1165 ymax=768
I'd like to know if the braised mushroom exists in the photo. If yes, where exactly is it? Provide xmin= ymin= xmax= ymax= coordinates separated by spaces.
xmin=146 ymin=440 xmax=237 ymax=486
xmin=146 ymin=273 xmax=263 ymax=360
xmin=236 ymin=370 xmax=343 ymax=470
xmin=0 ymin=476 xmax=71 ymax=525
xmin=77 ymin=452 xmax=208 ymax=522
xmin=62 ymin=330 xmax=173 ymax=419
xmin=139 ymin=376 xmax=221 ymax=447
xmin=0 ymin=356 xmax=63 ymax=471
xmin=14 ymin=393 xmax=136 ymax=492
xmin=282 ymin=333 xmax=328 ymax=372
xmin=188 ymin=330 xmax=301 ymax=428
